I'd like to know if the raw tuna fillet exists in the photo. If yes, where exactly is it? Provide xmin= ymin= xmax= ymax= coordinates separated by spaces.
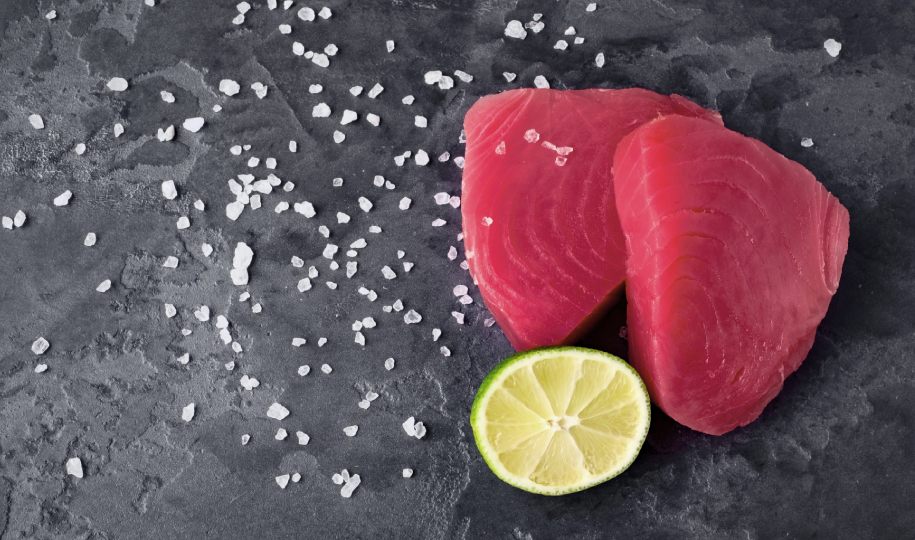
xmin=462 ymin=89 xmax=721 ymax=351
xmin=613 ymin=115 xmax=850 ymax=435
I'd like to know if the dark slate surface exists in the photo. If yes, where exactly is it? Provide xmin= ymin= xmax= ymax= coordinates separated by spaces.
xmin=1 ymin=0 xmax=913 ymax=538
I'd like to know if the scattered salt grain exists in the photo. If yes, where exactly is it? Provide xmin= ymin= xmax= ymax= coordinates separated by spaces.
xmin=312 ymin=103 xmax=331 ymax=117
xmin=824 ymin=38 xmax=842 ymax=58
xmin=368 ymin=83 xmax=384 ymax=99
xmin=341 ymin=109 xmax=358 ymax=125
xmin=201 ymin=243 xmax=213 ymax=257
xmin=404 ymin=309 xmax=422 ymax=324
xmin=240 ymin=374 xmax=259 ymax=390
xmin=447 ymin=246 xmax=458 ymax=260
xmin=96 ymin=279 xmax=112 ymax=293
xmin=596 ymin=52 xmax=606 ymax=68
xmin=107 ymin=77 xmax=129 ymax=92
xmin=321 ymin=363 xmax=332 ymax=374
xmin=276 ymin=474 xmax=290 ymax=489
xmin=554 ymin=40 xmax=568 ymax=51
xmin=275 ymin=428 xmax=288 ymax=440
xmin=402 ymin=468 xmax=413 ymax=478
xmin=176 ymin=216 xmax=190 ymax=230
xmin=297 ymin=278 xmax=312 ymax=292
xmin=163 ymin=256 xmax=179 ymax=268
xmin=29 ymin=114 xmax=44 ymax=129
xmin=534 ymin=75 xmax=549 ymax=88
xmin=451 ymin=311 xmax=465 ymax=324
xmin=415 ymin=150 xmax=430 ymax=166
xmin=113 ymin=123 xmax=124 ymax=137
xmin=219 ymin=79 xmax=240 ymax=96
xmin=66 ymin=457 xmax=84 ymax=478
xmin=267 ymin=402 xmax=290 ymax=420
xmin=801 ymin=137 xmax=814 ymax=148
xmin=182 ymin=403 xmax=195 ymax=422
xmin=53 ymin=190 xmax=72 ymax=207
xmin=333 ymin=130 xmax=346 ymax=144
xmin=505 ymin=20 xmax=527 ymax=39
xmin=34 ymin=363 xmax=48 ymax=374
xmin=297 ymin=365 xmax=311 ymax=376
xmin=32 ymin=337 xmax=50 ymax=355
xmin=279 ymin=23 xmax=292 ymax=34
xmin=343 ymin=425 xmax=358 ymax=437
xmin=241 ymin=434 xmax=251 ymax=445
xmin=384 ymin=357 xmax=395 ymax=370
xmin=183 ymin=117 xmax=205 ymax=133
xmin=296 ymin=431 xmax=310 ymax=445
xmin=156 ymin=125 xmax=175 ymax=142
xmin=415 ymin=115 xmax=428 ymax=128
xmin=440 ymin=346 xmax=451 ymax=357
xmin=366 ymin=113 xmax=380 ymax=126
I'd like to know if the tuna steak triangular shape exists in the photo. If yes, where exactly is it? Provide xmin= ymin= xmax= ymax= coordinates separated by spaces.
xmin=613 ymin=115 xmax=850 ymax=435
xmin=462 ymin=89 xmax=721 ymax=351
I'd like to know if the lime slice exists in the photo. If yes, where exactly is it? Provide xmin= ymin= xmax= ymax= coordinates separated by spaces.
xmin=470 ymin=346 xmax=651 ymax=495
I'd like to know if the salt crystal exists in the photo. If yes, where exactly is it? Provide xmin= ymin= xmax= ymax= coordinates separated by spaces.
xmin=96 ymin=279 xmax=112 ymax=293
xmin=276 ymin=474 xmax=290 ymax=489
xmin=35 ymin=363 xmax=48 ymax=373
xmin=275 ymin=428 xmax=288 ymax=440
xmin=298 ymin=365 xmax=311 ymax=376
xmin=440 ymin=346 xmax=451 ymax=357
xmin=251 ymin=82 xmax=268 ymax=99
xmin=554 ymin=40 xmax=568 ymax=51
xmin=392 ymin=299 xmax=404 ymax=311
xmin=534 ymin=75 xmax=549 ymax=88
xmin=183 ymin=117 xmax=205 ymax=133
xmin=267 ymin=402 xmax=290 ymax=420
xmin=156 ymin=125 xmax=175 ymax=141
xmin=595 ymin=52 xmax=606 ymax=68
xmin=432 ymin=218 xmax=446 ymax=227
xmin=309 ymin=84 xmax=322 ymax=93
xmin=824 ymin=38 xmax=842 ymax=58
xmin=447 ymin=246 xmax=458 ymax=260
xmin=107 ymin=77 xmax=129 ymax=92
xmin=415 ymin=150 xmax=430 ymax=166
xmin=294 ymin=201 xmax=316 ymax=218
xmin=240 ymin=374 xmax=259 ymax=390
xmin=333 ymin=130 xmax=345 ymax=144
xmin=404 ymin=309 xmax=422 ymax=324
xmin=201 ymin=243 xmax=213 ymax=257
xmin=801 ymin=137 xmax=814 ymax=148
xmin=318 ymin=6 xmax=332 ymax=18
xmin=45 ymin=10 xmax=57 ymax=20
xmin=296 ymin=431 xmax=310 ymax=445
xmin=297 ymin=278 xmax=312 ymax=292
xmin=504 ymin=20 xmax=527 ymax=39
xmin=432 ymin=328 xmax=441 ymax=341
xmin=176 ymin=216 xmax=190 ymax=230
xmin=586 ymin=2 xmax=597 ymax=11
xmin=451 ymin=311 xmax=465 ymax=324
xmin=343 ymin=425 xmax=358 ymax=437
xmin=163 ymin=256 xmax=179 ymax=268
xmin=182 ymin=403 xmax=195 ymax=422
xmin=340 ymin=474 xmax=360 ymax=498
xmin=279 ymin=23 xmax=292 ymax=34
xmin=341 ymin=109 xmax=358 ymax=125
xmin=366 ymin=113 xmax=380 ymax=126
xmin=413 ymin=422 xmax=427 ymax=439
xmin=219 ymin=79 xmax=241 ymax=96
xmin=358 ymin=197 xmax=373 ymax=212
xmin=312 ymin=103 xmax=331 ymax=117
xmin=289 ymin=140 xmax=298 ymax=152
xmin=66 ymin=457 xmax=84 ymax=478
xmin=297 ymin=6 xmax=315 ymax=20
xmin=241 ymin=434 xmax=251 ymax=445
xmin=53 ymin=190 xmax=72 ymax=207
xmin=415 ymin=115 xmax=428 ymax=128
xmin=368 ymin=83 xmax=384 ymax=99
xmin=312 ymin=53 xmax=330 ymax=68
xmin=321 ymin=363 xmax=332 ymax=374
xmin=114 ymin=123 xmax=124 ymax=137
xmin=384 ymin=357 xmax=395 ymax=370
xmin=31 ymin=337 xmax=50 ymax=355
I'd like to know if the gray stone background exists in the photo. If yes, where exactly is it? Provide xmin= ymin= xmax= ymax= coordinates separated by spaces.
xmin=1 ymin=0 xmax=913 ymax=538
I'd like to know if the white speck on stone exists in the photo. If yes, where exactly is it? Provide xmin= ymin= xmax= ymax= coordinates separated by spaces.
xmin=219 ymin=79 xmax=240 ymax=96
xmin=432 ymin=218 xmax=446 ymax=227
xmin=505 ymin=20 xmax=527 ymax=39
xmin=381 ymin=265 xmax=397 ymax=279
xmin=398 ymin=197 xmax=412 ymax=210
xmin=297 ymin=365 xmax=311 ymax=376
xmin=320 ymin=363 xmax=332 ymax=374
xmin=82 ymin=232 xmax=97 ymax=247
xmin=164 ymin=303 xmax=177 ymax=318
xmin=182 ymin=403 xmax=195 ymax=422
xmin=182 ymin=117 xmax=205 ymax=133
xmin=276 ymin=474 xmax=290 ymax=489
xmin=29 ymin=114 xmax=44 ymax=129
xmin=312 ymin=53 xmax=330 ymax=67
xmin=294 ymin=201 xmax=316 ymax=218
xmin=414 ymin=115 xmax=428 ymax=128
xmin=368 ymin=83 xmax=384 ymax=99
xmin=415 ymin=149 xmax=429 ymax=166
xmin=297 ymin=278 xmax=312 ymax=292
xmin=384 ymin=357 xmax=395 ymax=370
xmin=297 ymin=6 xmax=315 ymax=20
xmin=440 ymin=346 xmax=451 ymax=357
xmin=201 ymin=243 xmax=213 ymax=257
xmin=322 ymin=243 xmax=339 ymax=259
xmin=340 ymin=109 xmax=358 ymax=125
xmin=161 ymin=180 xmax=178 ymax=200
xmin=240 ymin=374 xmax=259 ymax=390
xmin=107 ymin=77 xmax=129 ymax=92
xmin=333 ymin=130 xmax=345 ymax=144
xmin=275 ymin=428 xmax=288 ymax=440
xmin=358 ymin=197 xmax=373 ymax=212
xmin=279 ymin=23 xmax=292 ymax=34
xmin=801 ymin=137 xmax=814 ymax=148
xmin=404 ymin=309 xmax=422 ymax=324
xmin=45 ymin=10 xmax=57 ymax=20
xmin=343 ymin=425 xmax=358 ymax=437
xmin=424 ymin=70 xmax=443 ymax=85
xmin=32 ymin=337 xmax=50 ymax=355
xmin=534 ymin=75 xmax=549 ymax=88
xmin=267 ymin=402 xmax=290 ymax=420
xmin=163 ymin=256 xmax=179 ymax=269
xmin=156 ymin=125 xmax=175 ymax=142
xmin=318 ymin=6 xmax=332 ymax=18
xmin=554 ymin=39 xmax=568 ymax=51
xmin=312 ymin=103 xmax=331 ymax=118
xmin=176 ymin=216 xmax=190 ymax=230
xmin=34 ymin=363 xmax=48 ymax=373
xmin=824 ymin=38 xmax=842 ymax=58
xmin=309 ymin=84 xmax=322 ymax=94
xmin=586 ymin=2 xmax=597 ymax=11
xmin=96 ymin=279 xmax=112 ymax=293
xmin=74 ymin=143 xmax=87 ymax=155
xmin=296 ymin=431 xmax=310 ymax=445
xmin=66 ymin=457 xmax=84 ymax=478
xmin=113 ymin=123 xmax=124 ymax=137
xmin=289 ymin=140 xmax=298 ymax=152
xmin=366 ymin=113 xmax=380 ymax=126
xmin=402 ymin=95 xmax=415 ymax=105
xmin=241 ymin=434 xmax=251 ymax=445
xmin=53 ymin=190 xmax=72 ymax=207
xmin=340 ymin=474 xmax=360 ymax=498
xmin=596 ymin=52 xmax=606 ymax=68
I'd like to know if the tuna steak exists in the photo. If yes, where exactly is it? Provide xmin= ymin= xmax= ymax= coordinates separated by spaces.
xmin=613 ymin=115 xmax=850 ymax=435
xmin=462 ymin=89 xmax=721 ymax=351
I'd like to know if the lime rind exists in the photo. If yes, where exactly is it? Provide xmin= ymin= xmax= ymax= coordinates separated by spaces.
xmin=470 ymin=346 xmax=651 ymax=496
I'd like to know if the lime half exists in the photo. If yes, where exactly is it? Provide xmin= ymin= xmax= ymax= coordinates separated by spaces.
xmin=470 ymin=347 xmax=651 ymax=495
